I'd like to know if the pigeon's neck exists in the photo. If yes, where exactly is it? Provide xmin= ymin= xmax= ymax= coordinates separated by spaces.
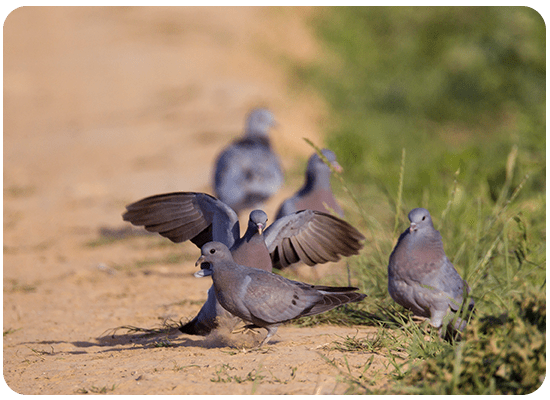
xmin=236 ymin=226 xmax=262 ymax=248
xmin=408 ymin=229 xmax=446 ymax=263
xmin=211 ymin=260 xmax=248 ymax=310
xmin=231 ymin=230 xmax=272 ymax=272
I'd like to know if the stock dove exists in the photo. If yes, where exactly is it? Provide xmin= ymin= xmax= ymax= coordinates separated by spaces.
xmin=214 ymin=108 xmax=283 ymax=215
xmin=388 ymin=208 xmax=474 ymax=333
xmin=195 ymin=241 xmax=367 ymax=346
xmin=122 ymin=192 xmax=365 ymax=334
xmin=276 ymin=149 xmax=344 ymax=220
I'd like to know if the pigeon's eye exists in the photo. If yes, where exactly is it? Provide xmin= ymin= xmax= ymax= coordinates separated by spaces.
xmin=422 ymin=216 xmax=426 ymax=221
xmin=210 ymin=249 xmax=216 ymax=254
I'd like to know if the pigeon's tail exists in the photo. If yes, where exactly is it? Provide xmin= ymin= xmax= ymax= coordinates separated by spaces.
xmin=437 ymin=295 xmax=476 ymax=341
xmin=179 ymin=301 xmax=242 ymax=337
xmin=179 ymin=316 xmax=215 ymax=336
xmin=452 ymin=295 xmax=476 ymax=331
xmin=303 ymin=289 xmax=367 ymax=317
xmin=310 ymin=285 xmax=360 ymax=293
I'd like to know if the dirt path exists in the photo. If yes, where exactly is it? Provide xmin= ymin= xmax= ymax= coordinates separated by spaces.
xmin=3 ymin=7 xmax=390 ymax=395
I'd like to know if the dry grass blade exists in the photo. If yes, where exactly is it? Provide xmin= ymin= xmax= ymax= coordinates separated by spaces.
xmin=99 ymin=318 xmax=185 ymax=339
xmin=393 ymin=148 xmax=406 ymax=237
xmin=439 ymin=167 xmax=460 ymax=229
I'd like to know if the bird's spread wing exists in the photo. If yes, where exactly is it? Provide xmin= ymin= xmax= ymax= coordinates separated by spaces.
xmin=264 ymin=210 xmax=364 ymax=269
xmin=123 ymin=192 xmax=239 ymax=248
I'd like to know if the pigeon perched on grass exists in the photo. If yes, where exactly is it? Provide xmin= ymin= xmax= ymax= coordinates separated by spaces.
xmin=388 ymin=208 xmax=474 ymax=335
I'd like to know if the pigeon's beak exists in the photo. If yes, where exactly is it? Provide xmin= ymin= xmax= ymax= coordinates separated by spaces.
xmin=195 ymin=255 xmax=205 ymax=267
xmin=194 ymin=255 xmax=213 ymax=278
xmin=331 ymin=160 xmax=343 ymax=173
xmin=257 ymin=222 xmax=265 ymax=235
xmin=410 ymin=222 xmax=417 ymax=232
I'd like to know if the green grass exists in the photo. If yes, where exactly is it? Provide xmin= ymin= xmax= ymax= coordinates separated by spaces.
xmin=398 ymin=288 xmax=546 ymax=394
xmin=76 ymin=384 xmax=117 ymax=394
xmin=5 ymin=279 xmax=38 ymax=293
xmin=3 ymin=328 xmax=21 ymax=337
xmin=210 ymin=362 xmax=297 ymax=393
xmin=324 ymin=329 xmax=403 ymax=354
xmin=210 ymin=363 xmax=264 ymax=384
xmin=287 ymin=6 xmax=545 ymax=395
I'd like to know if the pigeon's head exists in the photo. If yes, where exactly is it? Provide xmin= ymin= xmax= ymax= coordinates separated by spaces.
xmin=249 ymin=210 xmax=268 ymax=235
xmin=245 ymin=108 xmax=276 ymax=137
xmin=194 ymin=242 xmax=232 ymax=278
xmin=308 ymin=149 xmax=343 ymax=175
xmin=408 ymin=208 xmax=434 ymax=233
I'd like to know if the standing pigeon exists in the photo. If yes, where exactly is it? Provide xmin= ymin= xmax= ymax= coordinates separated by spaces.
xmin=195 ymin=241 xmax=367 ymax=346
xmin=214 ymin=108 xmax=283 ymax=215
xmin=387 ymin=208 xmax=474 ymax=334
xmin=122 ymin=192 xmax=365 ymax=334
xmin=275 ymin=149 xmax=344 ymax=220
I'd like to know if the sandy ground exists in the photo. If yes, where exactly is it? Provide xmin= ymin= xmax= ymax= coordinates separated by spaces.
xmin=3 ymin=7 xmax=392 ymax=395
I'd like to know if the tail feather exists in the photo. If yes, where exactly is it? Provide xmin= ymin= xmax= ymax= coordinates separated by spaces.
xmin=178 ymin=316 xmax=214 ymax=336
xmin=301 ymin=291 xmax=366 ymax=317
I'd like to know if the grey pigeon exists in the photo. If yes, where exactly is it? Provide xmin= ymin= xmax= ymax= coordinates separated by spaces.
xmin=214 ymin=108 xmax=283 ymax=215
xmin=195 ymin=241 xmax=367 ymax=346
xmin=122 ymin=192 xmax=365 ymax=334
xmin=276 ymin=149 xmax=344 ymax=220
xmin=387 ymin=208 xmax=474 ymax=334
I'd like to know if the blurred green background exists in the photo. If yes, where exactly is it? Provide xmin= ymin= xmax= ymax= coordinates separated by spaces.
xmin=298 ymin=6 xmax=544 ymax=214
xmin=291 ymin=7 xmax=545 ymax=394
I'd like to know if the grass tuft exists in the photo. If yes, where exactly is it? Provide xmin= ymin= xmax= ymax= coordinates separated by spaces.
xmin=396 ymin=288 xmax=545 ymax=395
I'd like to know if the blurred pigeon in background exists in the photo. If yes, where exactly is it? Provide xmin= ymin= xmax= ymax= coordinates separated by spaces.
xmin=122 ymin=191 xmax=365 ymax=335
xmin=214 ymin=108 xmax=283 ymax=215
xmin=195 ymin=241 xmax=367 ymax=346
xmin=276 ymin=149 xmax=343 ymax=219
xmin=388 ymin=208 xmax=474 ymax=335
